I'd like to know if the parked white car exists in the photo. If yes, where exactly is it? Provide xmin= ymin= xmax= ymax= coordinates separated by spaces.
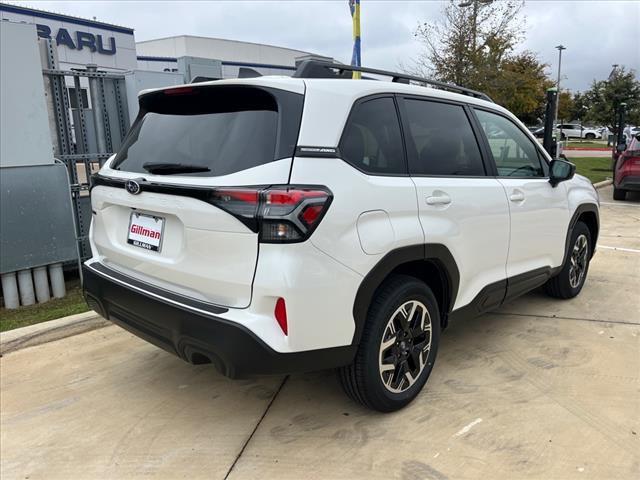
xmin=83 ymin=62 xmax=600 ymax=412
xmin=557 ymin=123 xmax=602 ymax=140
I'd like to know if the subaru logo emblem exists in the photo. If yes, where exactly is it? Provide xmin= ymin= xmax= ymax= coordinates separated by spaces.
xmin=125 ymin=179 xmax=141 ymax=195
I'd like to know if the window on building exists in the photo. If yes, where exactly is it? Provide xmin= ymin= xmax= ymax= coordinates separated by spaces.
xmin=68 ymin=87 xmax=89 ymax=109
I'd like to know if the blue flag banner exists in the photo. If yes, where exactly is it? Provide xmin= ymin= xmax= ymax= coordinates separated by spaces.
xmin=349 ymin=0 xmax=361 ymax=79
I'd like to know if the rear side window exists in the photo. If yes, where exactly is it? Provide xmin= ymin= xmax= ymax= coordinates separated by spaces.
xmin=339 ymin=97 xmax=405 ymax=175
xmin=112 ymin=86 xmax=302 ymax=177
xmin=403 ymin=99 xmax=485 ymax=176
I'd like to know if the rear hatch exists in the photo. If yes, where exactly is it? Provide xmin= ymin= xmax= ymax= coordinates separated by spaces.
xmin=90 ymin=81 xmax=304 ymax=308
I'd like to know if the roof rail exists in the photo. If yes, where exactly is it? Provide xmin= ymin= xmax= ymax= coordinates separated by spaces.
xmin=293 ymin=60 xmax=493 ymax=103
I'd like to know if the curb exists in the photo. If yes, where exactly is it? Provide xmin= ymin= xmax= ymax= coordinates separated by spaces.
xmin=593 ymin=179 xmax=613 ymax=189
xmin=564 ymin=147 xmax=610 ymax=151
xmin=0 ymin=311 xmax=110 ymax=356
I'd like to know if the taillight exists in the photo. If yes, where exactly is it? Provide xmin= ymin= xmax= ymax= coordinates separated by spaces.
xmin=618 ymin=152 xmax=640 ymax=170
xmin=261 ymin=188 xmax=332 ymax=242
xmin=208 ymin=185 xmax=332 ymax=243
xmin=211 ymin=188 xmax=260 ymax=216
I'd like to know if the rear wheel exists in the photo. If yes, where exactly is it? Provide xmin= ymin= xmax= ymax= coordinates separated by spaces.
xmin=339 ymin=275 xmax=440 ymax=412
xmin=613 ymin=187 xmax=627 ymax=201
xmin=545 ymin=221 xmax=591 ymax=299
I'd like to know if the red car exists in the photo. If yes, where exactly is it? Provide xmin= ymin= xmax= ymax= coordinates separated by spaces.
xmin=614 ymin=134 xmax=640 ymax=200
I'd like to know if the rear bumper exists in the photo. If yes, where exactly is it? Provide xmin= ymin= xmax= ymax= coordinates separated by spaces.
xmin=82 ymin=263 xmax=355 ymax=378
xmin=616 ymin=175 xmax=640 ymax=191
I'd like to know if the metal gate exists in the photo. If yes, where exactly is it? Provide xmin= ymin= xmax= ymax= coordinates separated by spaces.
xmin=41 ymin=39 xmax=130 ymax=261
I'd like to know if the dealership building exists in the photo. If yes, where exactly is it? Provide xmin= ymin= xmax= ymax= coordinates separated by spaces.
xmin=0 ymin=3 xmax=333 ymax=121
xmin=0 ymin=3 xmax=331 ymax=78
xmin=136 ymin=35 xmax=331 ymax=77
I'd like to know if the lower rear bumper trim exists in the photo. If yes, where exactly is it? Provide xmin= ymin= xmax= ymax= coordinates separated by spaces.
xmin=82 ymin=264 xmax=356 ymax=378
xmin=617 ymin=175 xmax=640 ymax=191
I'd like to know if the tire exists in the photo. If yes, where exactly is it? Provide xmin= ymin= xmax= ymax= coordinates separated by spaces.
xmin=585 ymin=133 xmax=596 ymax=140
xmin=613 ymin=187 xmax=627 ymax=201
xmin=338 ymin=275 xmax=440 ymax=412
xmin=544 ymin=221 xmax=592 ymax=299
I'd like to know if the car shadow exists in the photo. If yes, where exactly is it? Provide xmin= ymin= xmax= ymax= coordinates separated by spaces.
xmin=117 ymin=289 xmax=552 ymax=416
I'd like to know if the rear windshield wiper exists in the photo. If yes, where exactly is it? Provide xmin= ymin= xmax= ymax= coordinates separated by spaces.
xmin=142 ymin=162 xmax=211 ymax=175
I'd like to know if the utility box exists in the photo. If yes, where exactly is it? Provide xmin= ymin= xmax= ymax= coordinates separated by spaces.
xmin=177 ymin=56 xmax=223 ymax=83
xmin=124 ymin=69 xmax=185 ymax=120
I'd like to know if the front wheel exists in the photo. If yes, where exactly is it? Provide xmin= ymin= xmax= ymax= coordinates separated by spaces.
xmin=545 ymin=221 xmax=592 ymax=299
xmin=585 ymin=133 xmax=596 ymax=140
xmin=339 ymin=275 xmax=440 ymax=412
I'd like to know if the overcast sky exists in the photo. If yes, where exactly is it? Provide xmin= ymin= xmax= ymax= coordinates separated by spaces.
xmin=16 ymin=0 xmax=640 ymax=91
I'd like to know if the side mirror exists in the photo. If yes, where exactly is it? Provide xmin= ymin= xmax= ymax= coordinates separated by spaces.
xmin=549 ymin=159 xmax=576 ymax=187
xmin=616 ymin=143 xmax=627 ymax=153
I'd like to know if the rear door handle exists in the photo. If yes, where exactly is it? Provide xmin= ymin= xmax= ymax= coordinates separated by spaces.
xmin=426 ymin=194 xmax=451 ymax=206
xmin=509 ymin=190 xmax=525 ymax=202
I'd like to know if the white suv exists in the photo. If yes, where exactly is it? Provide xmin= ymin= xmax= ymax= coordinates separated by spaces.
xmin=83 ymin=62 xmax=600 ymax=412
xmin=556 ymin=124 xmax=602 ymax=140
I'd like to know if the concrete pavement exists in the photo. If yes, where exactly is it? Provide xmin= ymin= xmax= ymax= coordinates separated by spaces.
xmin=1 ymin=186 xmax=639 ymax=480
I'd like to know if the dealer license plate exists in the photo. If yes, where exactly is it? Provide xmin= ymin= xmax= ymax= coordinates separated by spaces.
xmin=127 ymin=212 xmax=165 ymax=252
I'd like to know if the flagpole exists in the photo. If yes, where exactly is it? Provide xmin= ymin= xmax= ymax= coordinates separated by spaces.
xmin=350 ymin=0 xmax=361 ymax=79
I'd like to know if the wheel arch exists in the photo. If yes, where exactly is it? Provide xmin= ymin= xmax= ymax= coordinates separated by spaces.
xmin=564 ymin=203 xmax=599 ymax=264
xmin=351 ymin=244 xmax=460 ymax=345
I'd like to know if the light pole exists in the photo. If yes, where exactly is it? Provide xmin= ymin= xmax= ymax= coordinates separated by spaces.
xmin=554 ymin=45 xmax=566 ymax=158
xmin=458 ymin=0 xmax=494 ymax=54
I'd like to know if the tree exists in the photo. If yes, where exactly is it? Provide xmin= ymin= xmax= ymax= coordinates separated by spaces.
xmin=490 ymin=51 xmax=554 ymax=125
xmin=411 ymin=0 xmax=552 ymax=123
xmin=568 ymin=91 xmax=589 ymax=124
xmin=582 ymin=66 xmax=640 ymax=132
xmin=413 ymin=0 xmax=524 ymax=85
xmin=557 ymin=90 xmax=575 ymax=122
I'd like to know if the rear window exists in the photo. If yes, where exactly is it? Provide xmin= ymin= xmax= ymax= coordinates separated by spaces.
xmin=112 ymin=86 xmax=302 ymax=177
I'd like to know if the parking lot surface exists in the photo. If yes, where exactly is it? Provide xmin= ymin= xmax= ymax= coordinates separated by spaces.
xmin=1 ymin=186 xmax=639 ymax=480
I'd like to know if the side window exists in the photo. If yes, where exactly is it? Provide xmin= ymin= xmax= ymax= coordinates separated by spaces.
xmin=403 ymin=99 xmax=485 ymax=176
xmin=475 ymin=109 xmax=544 ymax=177
xmin=339 ymin=97 xmax=405 ymax=174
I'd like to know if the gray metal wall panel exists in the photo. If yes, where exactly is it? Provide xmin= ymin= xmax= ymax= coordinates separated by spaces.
xmin=0 ymin=164 xmax=78 ymax=273
xmin=1 ymin=22 xmax=55 ymax=167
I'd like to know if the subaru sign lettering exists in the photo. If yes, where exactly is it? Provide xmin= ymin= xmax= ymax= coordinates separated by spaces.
xmin=36 ymin=24 xmax=116 ymax=55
